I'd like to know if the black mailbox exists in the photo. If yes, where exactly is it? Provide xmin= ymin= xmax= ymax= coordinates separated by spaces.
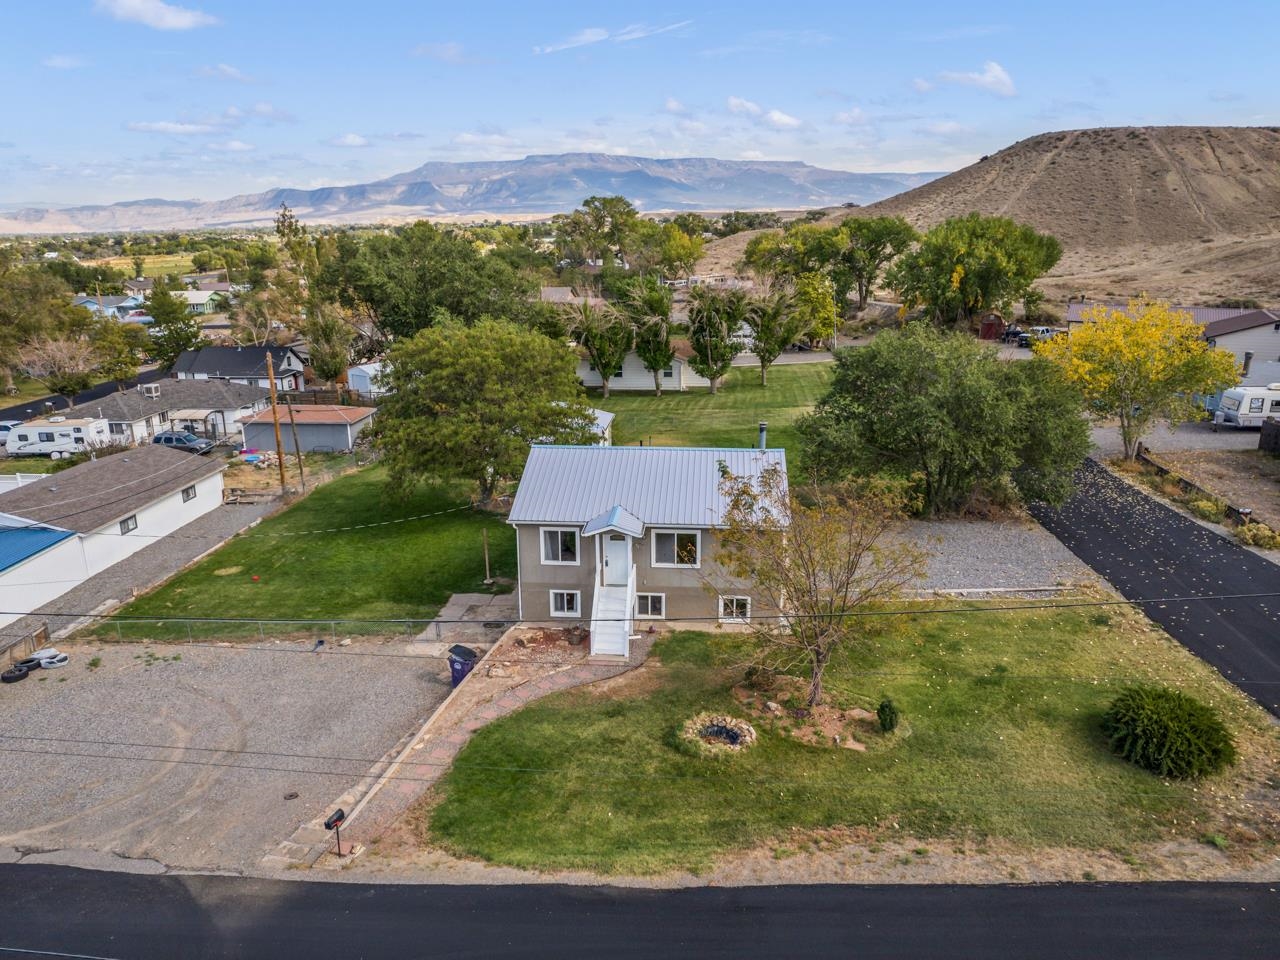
xmin=324 ymin=809 xmax=346 ymax=831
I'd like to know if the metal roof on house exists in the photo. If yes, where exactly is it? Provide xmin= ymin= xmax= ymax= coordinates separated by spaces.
xmin=0 ymin=446 xmax=225 ymax=534
xmin=0 ymin=516 xmax=75 ymax=574
xmin=582 ymin=505 xmax=644 ymax=538
xmin=1064 ymin=302 xmax=1252 ymax=327
xmin=1203 ymin=310 xmax=1280 ymax=339
xmin=508 ymin=445 xmax=787 ymax=529
xmin=172 ymin=345 xmax=301 ymax=378
xmin=60 ymin=380 xmax=270 ymax=424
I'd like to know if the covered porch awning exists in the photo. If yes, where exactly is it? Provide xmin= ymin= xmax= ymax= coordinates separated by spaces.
xmin=581 ymin=504 xmax=644 ymax=538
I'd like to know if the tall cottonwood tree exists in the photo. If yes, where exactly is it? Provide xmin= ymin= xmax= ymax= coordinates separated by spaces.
xmin=744 ymin=289 xmax=808 ymax=385
xmin=623 ymin=278 xmax=675 ymax=397
xmin=687 ymin=287 xmax=746 ymax=394
xmin=565 ymin=300 xmax=633 ymax=399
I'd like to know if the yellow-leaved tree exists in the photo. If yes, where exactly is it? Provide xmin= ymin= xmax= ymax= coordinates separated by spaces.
xmin=1035 ymin=298 xmax=1238 ymax=459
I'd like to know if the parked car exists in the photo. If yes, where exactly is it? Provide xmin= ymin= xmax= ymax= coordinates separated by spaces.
xmin=152 ymin=430 xmax=214 ymax=454
xmin=0 ymin=420 xmax=22 ymax=448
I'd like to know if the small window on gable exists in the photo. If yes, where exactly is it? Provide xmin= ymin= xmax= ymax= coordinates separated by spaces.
xmin=119 ymin=515 xmax=138 ymax=535
xmin=182 ymin=484 xmax=197 ymax=502
xmin=541 ymin=527 xmax=579 ymax=564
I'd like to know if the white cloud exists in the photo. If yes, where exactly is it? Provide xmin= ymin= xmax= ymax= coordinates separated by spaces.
xmin=534 ymin=27 xmax=608 ymax=55
xmin=208 ymin=139 xmax=254 ymax=152
xmin=327 ymin=133 xmax=369 ymax=148
xmin=249 ymin=102 xmax=293 ymax=122
xmin=915 ymin=120 xmax=971 ymax=137
xmin=413 ymin=41 xmax=467 ymax=63
xmin=937 ymin=61 xmax=1016 ymax=97
xmin=912 ymin=77 xmax=934 ymax=93
xmin=453 ymin=131 xmax=519 ymax=148
xmin=94 ymin=0 xmax=218 ymax=31
xmin=198 ymin=63 xmax=250 ymax=82
xmin=834 ymin=107 xmax=869 ymax=125
xmin=127 ymin=120 xmax=217 ymax=134
xmin=727 ymin=96 xmax=762 ymax=116
xmin=534 ymin=21 xmax=690 ymax=54
xmin=764 ymin=109 xmax=801 ymax=129
xmin=42 ymin=55 xmax=85 ymax=69
xmin=664 ymin=97 xmax=687 ymax=115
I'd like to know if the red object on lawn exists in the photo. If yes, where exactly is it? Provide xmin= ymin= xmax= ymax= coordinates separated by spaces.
xmin=251 ymin=575 xmax=260 ymax=582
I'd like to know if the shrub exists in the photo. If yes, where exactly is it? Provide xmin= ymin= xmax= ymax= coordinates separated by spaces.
xmin=744 ymin=665 xmax=779 ymax=692
xmin=1101 ymin=685 xmax=1236 ymax=779
xmin=877 ymin=697 xmax=900 ymax=733
xmin=1235 ymin=522 xmax=1280 ymax=549
xmin=1186 ymin=499 xmax=1226 ymax=523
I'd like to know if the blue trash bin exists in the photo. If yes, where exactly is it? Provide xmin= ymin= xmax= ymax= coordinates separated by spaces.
xmin=447 ymin=644 xmax=479 ymax=687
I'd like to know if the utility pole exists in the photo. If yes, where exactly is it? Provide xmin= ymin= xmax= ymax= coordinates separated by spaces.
xmin=284 ymin=397 xmax=307 ymax=494
xmin=265 ymin=352 xmax=288 ymax=494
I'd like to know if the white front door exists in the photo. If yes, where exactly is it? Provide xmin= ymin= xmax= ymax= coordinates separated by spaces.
xmin=603 ymin=534 xmax=629 ymax=586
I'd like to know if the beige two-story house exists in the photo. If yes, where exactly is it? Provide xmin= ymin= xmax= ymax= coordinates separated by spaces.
xmin=507 ymin=443 xmax=786 ymax=658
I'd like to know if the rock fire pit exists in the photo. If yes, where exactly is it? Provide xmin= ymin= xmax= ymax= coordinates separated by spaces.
xmin=679 ymin=712 xmax=757 ymax=758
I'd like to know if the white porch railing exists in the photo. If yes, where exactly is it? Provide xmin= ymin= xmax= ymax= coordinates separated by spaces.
xmin=589 ymin=563 xmax=636 ymax=658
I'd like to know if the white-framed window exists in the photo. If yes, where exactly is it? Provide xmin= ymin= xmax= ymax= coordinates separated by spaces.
xmin=181 ymin=484 xmax=197 ymax=502
xmin=549 ymin=590 xmax=581 ymax=618
xmin=662 ymin=366 xmax=674 ymax=378
xmin=540 ymin=527 xmax=580 ymax=565
xmin=119 ymin=514 xmax=138 ymax=534
xmin=719 ymin=595 xmax=750 ymax=623
xmin=652 ymin=529 xmax=700 ymax=568
xmin=108 ymin=422 xmax=127 ymax=435
xmin=635 ymin=593 xmax=665 ymax=618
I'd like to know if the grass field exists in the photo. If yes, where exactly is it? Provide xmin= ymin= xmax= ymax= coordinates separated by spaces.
xmin=593 ymin=363 xmax=831 ymax=464
xmin=87 ymin=253 xmax=196 ymax=278
xmin=3 ymin=376 xmax=56 ymax=407
xmin=97 ymin=466 xmax=515 ymax=639
xmin=421 ymin=605 xmax=1278 ymax=874
xmin=0 ymin=459 xmax=59 ymax=475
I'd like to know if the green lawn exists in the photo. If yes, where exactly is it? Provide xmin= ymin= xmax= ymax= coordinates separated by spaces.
xmin=88 ymin=253 xmax=196 ymax=278
xmin=593 ymin=363 xmax=831 ymax=463
xmin=421 ymin=605 xmax=1277 ymax=874
xmin=0 ymin=459 xmax=59 ymax=475
xmin=98 ymin=466 xmax=515 ymax=640
xmin=3 ymin=376 xmax=56 ymax=407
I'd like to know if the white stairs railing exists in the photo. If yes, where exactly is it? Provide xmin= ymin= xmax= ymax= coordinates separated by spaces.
xmin=589 ymin=564 xmax=635 ymax=658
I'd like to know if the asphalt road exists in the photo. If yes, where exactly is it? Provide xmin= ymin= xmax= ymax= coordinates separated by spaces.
xmin=1030 ymin=459 xmax=1280 ymax=715
xmin=0 ymin=866 xmax=1275 ymax=959
xmin=0 ymin=367 xmax=163 ymax=422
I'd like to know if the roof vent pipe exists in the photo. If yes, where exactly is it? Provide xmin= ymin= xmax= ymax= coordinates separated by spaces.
xmin=1243 ymin=351 xmax=1254 ymax=377
xmin=758 ymin=421 xmax=767 ymax=451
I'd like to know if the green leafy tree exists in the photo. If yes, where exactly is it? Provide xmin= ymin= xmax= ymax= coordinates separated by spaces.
xmin=744 ymin=289 xmax=808 ymax=385
xmin=793 ymin=272 xmax=837 ymax=346
xmin=671 ymin=213 xmax=711 ymax=237
xmin=376 ymin=319 xmax=597 ymax=501
xmin=798 ymin=324 xmax=1088 ymax=515
xmin=657 ymin=222 xmax=704 ymax=278
xmin=302 ymin=304 xmax=355 ymax=385
xmin=131 ymin=256 xmax=146 ymax=279
xmin=90 ymin=318 xmax=140 ymax=387
xmin=147 ymin=284 xmax=203 ymax=369
xmin=885 ymin=214 xmax=1062 ymax=330
xmin=623 ymin=277 xmax=675 ymax=396
xmin=831 ymin=216 xmax=918 ymax=312
xmin=565 ymin=300 xmax=633 ymax=399
xmin=687 ymin=287 xmax=746 ymax=394
xmin=0 ymin=264 xmax=93 ymax=392
xmin=742 ymin=224 xmax=842 ymax=281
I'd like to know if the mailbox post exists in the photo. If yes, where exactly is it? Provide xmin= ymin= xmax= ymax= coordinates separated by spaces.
xmin=325 ymin=808 xmax=347 ymax=857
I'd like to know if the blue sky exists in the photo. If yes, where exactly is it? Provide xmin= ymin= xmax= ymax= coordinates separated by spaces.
xmin=1 ymin=0 xmax=1276 ymax=205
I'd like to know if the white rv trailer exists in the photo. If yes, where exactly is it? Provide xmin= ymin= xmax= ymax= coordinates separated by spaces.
xmin=1213 ymin=384 xmax=1280 ymax=429
xmin=4 ymin=416 xmax=110 ymax=457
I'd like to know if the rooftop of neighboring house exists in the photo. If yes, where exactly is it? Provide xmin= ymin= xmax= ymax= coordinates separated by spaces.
xmin=61 ymin=380 xmax=270 ymax=424
xmin=181 ymin=271 xmax=228 ymax=284
xmin=0 ymin=446 xmax=225 ymax=534
xmin=172 ymin=345 xmax=302 ymax=378
xmin=194 ymin=281 xmax=233 ymax=293
xmin=72 ymin=294 xmax=141 ymax=310
xmin=540 ymin=286 xmax=606 ymax=306
xmin=124 ymin=277 xmax=154 ymax=293
xmin=239 ymin=404 xmax=375 ymax=426
xmin=508 ymin=444 xmax=787 ymax=530
xmin=0 ymin=514 xmax=76 ymax=573
xmin=1064 ymin=301 xmax=1255 ymax=327
xmin=1202 ymin=309 xmax=1280 ymax=339
xmin=174 ymin=289 xmax=223 ymax=305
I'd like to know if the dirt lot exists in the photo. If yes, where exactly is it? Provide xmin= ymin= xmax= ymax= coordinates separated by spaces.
xmin=1156 ymin=448 xmax=1280 ymax=529
xmin=0 ymin=639 xmax=449 ymax=873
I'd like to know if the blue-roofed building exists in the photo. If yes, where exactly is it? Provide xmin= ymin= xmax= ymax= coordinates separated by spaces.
xmin=507 ymin=441 xmax=787 ymax=658
xmin=0 ymin=514 xmax=86 ymax=631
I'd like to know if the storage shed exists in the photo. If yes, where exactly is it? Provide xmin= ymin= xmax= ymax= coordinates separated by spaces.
xmin=239 ymin=405 xmax=375 ymax=453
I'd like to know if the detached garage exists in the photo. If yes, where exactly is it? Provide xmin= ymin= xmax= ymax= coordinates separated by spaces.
xmin=240 ymin=405 xmax=375 ymax=453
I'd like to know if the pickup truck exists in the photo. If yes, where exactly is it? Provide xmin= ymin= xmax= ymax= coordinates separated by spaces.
xmin=152 ymin=430 xmax=215 ymax=454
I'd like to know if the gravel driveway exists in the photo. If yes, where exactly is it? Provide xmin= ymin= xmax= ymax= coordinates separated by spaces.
xmin=0 ymin=640 xmax=450 ymax=873
xmin=1090 ymin=420 xmax=1262 ymax=459
xmin=904 ymin=518 xmax=1096 ymax=592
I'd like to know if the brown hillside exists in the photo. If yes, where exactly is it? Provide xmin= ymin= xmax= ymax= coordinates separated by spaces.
xmin=702 ymin=127 xmax=1280 ymax=303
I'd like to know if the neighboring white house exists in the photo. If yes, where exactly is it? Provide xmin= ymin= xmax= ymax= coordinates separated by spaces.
xmin=507 ymin=443 xmax=785 ymax=658
xmin=59 ymin=379 xmax=271 ymax=444
xmin=173 ymin=345 xmax=306 ymax=391
xmin=577 ymin=343 xmax=712 ymax=393
xmin=0 ymin=447 xmax=226 ymax=629
xmin=1064 ymin=301 xmax=1254 ymax=333
xmin=1202 ymin=310 xmax=1280 ymax=367
xmin=346 ymin=361 xmax=389 ymax=397
xmin=71 ymin=294 xmax=147 ymax=320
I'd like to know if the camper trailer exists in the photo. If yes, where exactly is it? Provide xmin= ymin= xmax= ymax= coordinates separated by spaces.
xmin=4 ymin=416 xmax=110 ymax=457
xmin=1214 ymin=384 xmax=1280 ymax=429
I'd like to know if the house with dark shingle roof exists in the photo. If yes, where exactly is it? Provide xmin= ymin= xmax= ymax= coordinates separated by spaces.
xmin=172 ymin=345 xmax=305 ymax=391
xmin=62 ymin=379 xmax=270 ymax=444
xmin=1201 ymin=310 xmax=1280 ymax=367
xmin=0 ymin=446 xmax=227 ymax=629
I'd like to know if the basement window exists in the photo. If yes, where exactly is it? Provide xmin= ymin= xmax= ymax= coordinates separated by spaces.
xmin=550 ymin=590 xmax=580 ymax=617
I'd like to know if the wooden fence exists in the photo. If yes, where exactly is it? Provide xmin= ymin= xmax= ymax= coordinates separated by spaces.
xmin=278 ymin=389 xmax=378 ymax=408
